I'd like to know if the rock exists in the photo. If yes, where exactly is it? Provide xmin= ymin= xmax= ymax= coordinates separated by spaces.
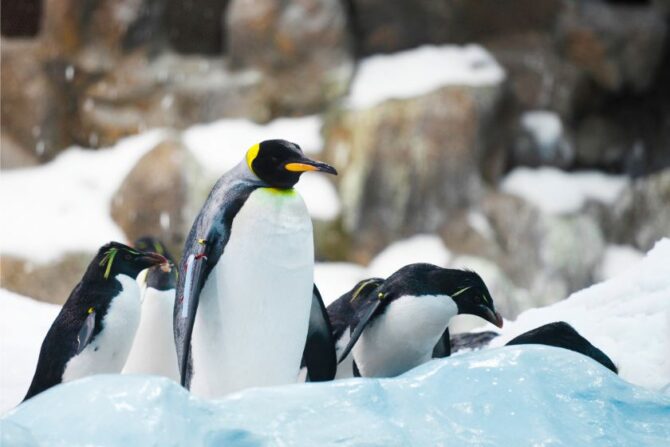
xmin=574 ymin=115 xmax=628 ymax=169
xmin=598 ymin=168 xmax=670 ymax=252
xmin=558 ymin=2 xmax=667 ymax=92
xmin=0 ymin=39 xmax=69 ymax=162
xmin=324 ymin=83 xmax=503 ymax=261
xmin=227 ymin=0 xmax=354 ymax=115
xmin=350 ymin=0 xmax=565 ymax=56
xmin=0 ymin=253 xmax=92 ymax=305
xmin=0 ymin=133 xmax=40 ymax=170
xmin=110 ymin=138 xmax=208 ymax=257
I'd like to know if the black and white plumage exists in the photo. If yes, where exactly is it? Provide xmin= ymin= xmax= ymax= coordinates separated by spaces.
xmin=328 ymin=263 xmax=503 ymax=378
xmin=23 ymin=242 xmax=168 ymax=401
xmin=174 ymin=140 xmax=338 ymax=397
xmin=123 ymin=237 xmax=179 ymax=380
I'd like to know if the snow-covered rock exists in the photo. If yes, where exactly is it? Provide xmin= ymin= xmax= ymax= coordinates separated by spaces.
xmin=3 ymin=347 xmax=669 ymax=446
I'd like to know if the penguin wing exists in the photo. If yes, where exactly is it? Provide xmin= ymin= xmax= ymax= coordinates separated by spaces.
xmin=301 ymin=285 xmax=337 ymax=382
xmin=75 ymin=310 xmax=96 ymax=354
xmin=336 ymin=292 xmax=386 ymax=364
xmin=432 ymin=327 xmax=451 ymax=358
xmin=174 ymin=179 xmax=258 ymax=389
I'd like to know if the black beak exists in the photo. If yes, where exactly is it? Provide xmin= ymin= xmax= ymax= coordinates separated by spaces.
xmin=139 ymin=252 xmax=169 ymax=268
xmin=481 ymin=306 xmax=504 ymax=328
xmin=285 ymin=157 xmax=338 ymax=175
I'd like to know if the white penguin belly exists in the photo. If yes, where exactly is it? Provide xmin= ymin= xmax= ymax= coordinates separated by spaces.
xmin=353 ymin=295 xmax=457 ymax=378
xmin=123 ymin=286 xmax=179 ymax=381
xmin=191 ymin=188 xmax=314 ymax=398
xmin=63 ymin=275 xmax=141 ymax=382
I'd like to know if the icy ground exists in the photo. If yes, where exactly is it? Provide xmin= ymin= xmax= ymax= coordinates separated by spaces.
xmin=3 ymin=347 xmax=669 ymax=446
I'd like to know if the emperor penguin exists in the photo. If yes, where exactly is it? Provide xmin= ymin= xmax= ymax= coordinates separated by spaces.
xmin=123 ymin=237 xmax=179 ymax=380
xmin=23 ymin=242 xmax=168 ymax=401
xmin=330 ymin=263 xmax=503 ymax=378
xmin=174 ymin=139 xmax=338 ymax=397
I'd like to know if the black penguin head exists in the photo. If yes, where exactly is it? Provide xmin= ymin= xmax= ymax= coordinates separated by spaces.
xmin=378 ymin=264 xmax=503 ymax=328
xmin=133 ymin=236 xmax=177 ymax=291
xmin=245 ymin=139 xmax=337 ymax=189
xmin=89 ymin=241 xmax=169 ymax=282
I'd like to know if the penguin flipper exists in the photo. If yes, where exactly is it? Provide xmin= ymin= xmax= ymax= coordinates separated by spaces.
xmin=302 ymin=285 xmax=337 ymax=381
xmin=75 ymin=310 xmax=96 ymax=355
xmin=432 ymin=327 xmax=451 ymax=358
xmin=337 ymin=298 xmax=384 ymax=364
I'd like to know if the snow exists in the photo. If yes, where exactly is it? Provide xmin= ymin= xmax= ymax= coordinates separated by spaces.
xmin=492 ymin=238 xmax=670 ymax=390
xmin=501 ymin=167 xmax=629 ymax=215
xmin=0 ymin=131 xmax=166 ymax=262
xmin=520 ymin=110 xmax=563 ymax=151
xmin=0 ymin=290 xmax=59 ymax=413
xmin=183 ymin=115 xmax=341 ymax=221
xmin=367 ymin=234 xmax=451 ymax=278
xmin=596 ymin=244 xmax=645 ymax=281
xmin=347 ymin=44 xmax=505 ymax=109
xmin=4 ymin=347 xmax=669 ymax=446
xmin=314 ymin=263 xmax=367 ymax=306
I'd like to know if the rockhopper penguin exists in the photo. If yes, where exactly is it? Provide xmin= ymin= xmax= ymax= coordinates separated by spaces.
xmin=123 ymin=237 xmax=179 ymax=380
xmin=174 ymin=139 xmax=338 ymax=397
xmin=23 ymin=242 xmax=168 ymax=401
xmin=329 ymin=263 xmax=503 ymax=378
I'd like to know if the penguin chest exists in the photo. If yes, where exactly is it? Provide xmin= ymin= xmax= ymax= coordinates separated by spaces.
xmin=192 ymin=188 xmax=314 ymax=397
xmin=123 ymin=287 xmax=178 ymax=380
xmin=63 ymin=275 xmax=141 ymax=382
xmin=353 ymin=295 xmax=457 ymax=378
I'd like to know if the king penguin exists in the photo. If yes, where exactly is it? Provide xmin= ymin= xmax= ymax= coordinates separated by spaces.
xmin=174 ymin=139 xmax=338 ymax=397
xmin=123 ymin=237 xmax=179 ymax=380
xmin=329 ymin=263 xmax=503 ymax=378
xmin=23 ymin=242 xmax=168 ymax=401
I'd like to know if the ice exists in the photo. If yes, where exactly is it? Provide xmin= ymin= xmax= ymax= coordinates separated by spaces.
xmin=0 ymin=131 xmax=166 ymax=262
xmin=348 ymin=44 xmax=505 ymax=109
xmin=3 ymin=347 xmax=669 ymax=446
xmin=501 ymin=167 xmax=628 ymax=215
xmin=596 ymin=244 xmax=645 ymax=281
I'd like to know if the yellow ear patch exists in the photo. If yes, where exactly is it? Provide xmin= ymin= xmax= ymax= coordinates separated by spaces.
xmin=87 ymin=307 xmax=94 ymax=314
xmin=246 ymin=143 xmax=260 ymax=172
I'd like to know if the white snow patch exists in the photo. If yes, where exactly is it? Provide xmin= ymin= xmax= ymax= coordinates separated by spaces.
xmin=314 ymin=263 xmax=368 ymax=306
xmin=294 ymin=175 xmax=341 ymax=221
xmin=0 ymin=289 xmax=60 ymax=414
xmin=0 ymin=131 xmax=166 ymax=262
xmin=596 ymin=244 xmax=645 ymax=282
xmin=501 ymin=167 xmax=628 ymax=215
xmin=521 ymin=110 xmax=563 ymax=150
xmin=367 ymin=234 xmax=451 ymax=278
xmin=492 ymin=238 xmax=670 ymax=390
xmin=347 ymin=44 xmax=505 ymax=109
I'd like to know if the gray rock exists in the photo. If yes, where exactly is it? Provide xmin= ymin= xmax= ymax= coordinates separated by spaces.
xmin=110 ymin=138 xmax=208 ymax=258
xmin=226 ymin=0 xmax=354 ymax=115
xmin=323 ymin=83 xmax=503 ymax=262
xmin=0 ymin=133 xmax=40 ymax=170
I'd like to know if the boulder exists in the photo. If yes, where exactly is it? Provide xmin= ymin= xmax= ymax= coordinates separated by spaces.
xmin=227 ymin=0 xmax=354 ymax=115
xmin=324 ymin=83 xmax=503 ymax=262
xmin=557 ymin=2 xmax=667 ymax=93
xmin=0 ymin=253 xmax=92 ymax=305
xmin=110 ymin=138 xmax=208 ymax=258
xmin=0 ymin=133 xmax=40 ymax=170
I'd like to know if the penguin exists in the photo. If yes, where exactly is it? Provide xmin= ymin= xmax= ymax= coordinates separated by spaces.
xmin=23 ymin=242 xmax=168 ymax=401
xmin=174 ymin=139 xmax=338 ymax=397
xmin=330 ymin=263 xmax=503 ymax=378
xmin=123 ymin=237 xmax=179 ymax=380
xmin=505 ymin=321 xmax=618 ymax=373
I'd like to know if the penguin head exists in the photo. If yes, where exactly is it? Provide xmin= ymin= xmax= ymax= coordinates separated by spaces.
xmin=92 ymin=241 xmax=169 ymax=282
xmin=133 ymin=237 xmax=177 ymax=291
xmin=378 ymin=264 xmax=503 ymax=328
xmin=245 ymin=139 xmax=337 ymax=189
